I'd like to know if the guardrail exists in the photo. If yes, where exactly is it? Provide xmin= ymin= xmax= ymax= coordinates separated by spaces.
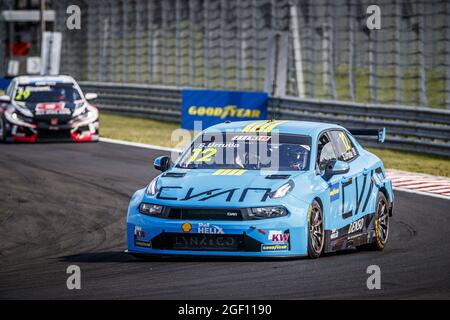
xmin=80 ymin=81 xmax=450 ymax=157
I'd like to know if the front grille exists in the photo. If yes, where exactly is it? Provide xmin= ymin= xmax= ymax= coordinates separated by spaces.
xmin=166 ymin=208 xmax=244 ymax=221
xmin=37 ymin=129 xmax=71 ymax=141
xmin=34 ymin=115 xmax=71 ymax=126
xmin=151 ymin=232 xmax=261 ymax=252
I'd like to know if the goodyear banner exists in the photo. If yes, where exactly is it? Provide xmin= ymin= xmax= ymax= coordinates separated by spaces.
xmin=181 ymin=89 xmax=268 ymax=130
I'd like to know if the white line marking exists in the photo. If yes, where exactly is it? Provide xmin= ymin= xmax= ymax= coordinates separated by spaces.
xmin=99 ymin=137 xmax=182 ymax=153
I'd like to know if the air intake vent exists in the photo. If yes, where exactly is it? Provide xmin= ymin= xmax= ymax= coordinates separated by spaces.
xmin=265 ymin=174 xmax=291 ymax=179
xmin=163 ymin=172 xmax=186 ymax=178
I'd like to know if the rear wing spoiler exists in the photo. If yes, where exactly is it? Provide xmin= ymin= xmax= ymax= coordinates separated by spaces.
xmin=348 ymin=128 xmax=386 ymax=143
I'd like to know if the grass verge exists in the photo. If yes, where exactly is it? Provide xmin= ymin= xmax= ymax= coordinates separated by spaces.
xmin=100 ymin=112 xmax=450 ymax=177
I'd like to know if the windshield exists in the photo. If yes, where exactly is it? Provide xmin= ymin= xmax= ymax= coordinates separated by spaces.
xmin=176 ymin=132 xmax=311 ymax=171
xmin=14 ymin=83 xmax=82 ymax=103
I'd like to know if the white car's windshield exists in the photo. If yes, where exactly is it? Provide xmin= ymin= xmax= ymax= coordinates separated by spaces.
xmin=14 ymin=83 xmax=82 ymax=103
xmin=176 ymin=132 xmax=311 ymax=171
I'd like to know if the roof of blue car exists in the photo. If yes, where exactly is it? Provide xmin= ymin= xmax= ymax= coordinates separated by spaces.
xmin=14 ymin=75 xmax=76 ymax=85
xmin=204 ymin=120 xmax=343 ymax=136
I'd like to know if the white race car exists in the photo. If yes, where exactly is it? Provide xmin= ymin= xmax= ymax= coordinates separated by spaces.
xmin=0 ymin=75 xmax=99 ymax=143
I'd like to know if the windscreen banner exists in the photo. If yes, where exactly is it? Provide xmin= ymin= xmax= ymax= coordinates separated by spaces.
xmin=181 ymin=89 xmax=268 ymax=130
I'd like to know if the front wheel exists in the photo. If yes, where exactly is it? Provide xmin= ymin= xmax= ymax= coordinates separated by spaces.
xmin=307 ymin=200 xmax=325 ymax=258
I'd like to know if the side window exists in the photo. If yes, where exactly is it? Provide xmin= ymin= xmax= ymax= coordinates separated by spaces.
xmin=329 ymin=130 xmax=358 ymax=162
xmin=317 ymin=132 xmax=337 ymax=171
xmin=6 ymin=82 xmax=15 ymax=97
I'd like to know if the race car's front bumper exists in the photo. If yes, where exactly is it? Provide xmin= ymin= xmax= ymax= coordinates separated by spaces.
xmin=3 ymin=118 xmax=99 ymax=143
xmin=126 ymin=191 xmax=310 ymax=258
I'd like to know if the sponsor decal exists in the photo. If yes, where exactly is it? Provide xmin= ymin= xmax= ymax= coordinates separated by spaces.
xmin=135 ymin=240 xmax=152 ymax=248
xmin=348 ymin=218 xmax=365 ymax=234
xmin=175 ymin=235 xmax=237 ymax=249
xmin=261 ymin=244 xmax=289 ymax=252
xmin=181 ymin=222 xmax=192 ymax=233
xmin=268 ymin=230 xmax=290 ymax=243
xmin=35 ymin=102 xmax=71 ymax=116
xmin=329 ymin=183 xmax=340 ymax=202
xmin=231 ymin=135 xmax=271 ymax=142
xmin=257 ymin=229 xmax=266 ymax=235
xmin=198 ymin=223 xmax=224 ymax=234
xmin=50 ymin=117 xmax=58 ymax=126
xmin=181 ymin=89 xmax=267 ymax=130
xmin=197 ymin=141 xmax=239 ymax=148
xmin=156 ymin=187 xmax=272 ymax=202
xmin=188 ymin=105 xmax=262 ymax=119
xmin=226 ymin=211 xmax=239 ymax=217
xmin=330 ymin=230 xmax=339 ymax=240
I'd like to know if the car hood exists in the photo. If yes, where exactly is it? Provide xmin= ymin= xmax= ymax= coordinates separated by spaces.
xmin=150 ymin=168 xmax=307 ymax=206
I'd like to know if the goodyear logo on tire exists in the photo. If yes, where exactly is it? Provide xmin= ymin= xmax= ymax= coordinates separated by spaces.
xmin=181 ymin=89 xmax=268 ymax=130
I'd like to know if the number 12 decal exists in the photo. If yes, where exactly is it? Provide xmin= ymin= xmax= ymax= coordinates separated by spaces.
xmin=189 ymin=147 xmax=217 ymax=163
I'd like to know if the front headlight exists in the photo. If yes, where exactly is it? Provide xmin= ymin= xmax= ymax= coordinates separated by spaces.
xmin=139 ymin=203 xmax=163 ymax=216
xmin=270 ymin=180 xmax=295 ymax=199
xmin=249 ymin=206 xmax=288 ymax=219
xmin=70 ymin=105 xmax=98 ymax=126
xmin=146 ymin=177 xmax=159 ymax=196
xmin=4 ymin=108 xmax=34 ymax=128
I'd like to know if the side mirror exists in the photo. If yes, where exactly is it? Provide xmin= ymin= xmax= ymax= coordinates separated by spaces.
xmin=324 ymin=160 xmax=349 ymax=179
xmin=84 ymin=93 xmax=98 ymax=101
xmin=0 ymin=95 xmax=11 ymax=103
xmin=154 ymin=156 xmax=172 ymax=172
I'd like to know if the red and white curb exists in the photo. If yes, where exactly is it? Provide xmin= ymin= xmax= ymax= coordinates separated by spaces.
xmin=386 ymin=169 xmax=450 ymax=200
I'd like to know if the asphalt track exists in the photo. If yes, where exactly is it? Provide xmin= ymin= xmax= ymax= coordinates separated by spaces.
xmin=0 ymin=142 xmax=449 ymax=300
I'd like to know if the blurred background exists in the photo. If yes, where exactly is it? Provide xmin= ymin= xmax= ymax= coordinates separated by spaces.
xmin=1 ymin=0 xmax=450 ymax=161
xmin=1 ymin=0 xmax=450 ymax=108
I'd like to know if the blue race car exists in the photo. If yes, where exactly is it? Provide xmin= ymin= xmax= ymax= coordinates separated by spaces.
xmin=126 ymin=120 xmax=394 ymax=258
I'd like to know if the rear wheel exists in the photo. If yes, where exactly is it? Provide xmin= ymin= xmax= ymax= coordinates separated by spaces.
xmin=362 ymin=192 xmax=389 ymax=251
xmin=307 ymin=200 xmax=324 ymax=258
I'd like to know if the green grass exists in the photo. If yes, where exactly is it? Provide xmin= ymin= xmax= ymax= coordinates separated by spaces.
xmin=100 ymin=112 xmax=450 ymax=177
xmin=100 ymin=113 xmax=182 ymax=148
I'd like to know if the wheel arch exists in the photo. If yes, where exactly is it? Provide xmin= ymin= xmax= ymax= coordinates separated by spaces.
xmin=378 ymin=186 xmax=393 ymax=217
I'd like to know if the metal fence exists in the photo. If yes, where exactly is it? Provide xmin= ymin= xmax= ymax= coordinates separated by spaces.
xmin=80 ymin=81 xmax=450 ymax=156
xmin=49 ymin=0 xmax=450 ymax=109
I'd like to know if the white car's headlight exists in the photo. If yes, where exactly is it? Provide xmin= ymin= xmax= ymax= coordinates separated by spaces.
xmin=270 ymin=180 xmax=295 ymax=199
xmin=72 ymin=104 xmax=87 ymax=118
xmin=4 ymin=108 xmax=34 ymax=128
xmin=146 ymin=177 xmax=159 ymax=196
xmin=70 ymin=105 xmax=98 ymax=126
xmin=13 ymin=104 xmax=33 ymax=117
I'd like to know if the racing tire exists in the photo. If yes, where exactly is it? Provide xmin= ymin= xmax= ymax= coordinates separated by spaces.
xmin=0 ymin=115 xmax=6 ymax=143
xmin=360 ymin=192 xmax=389 ymax=251
xmin=307 ymin=200 xmax=325 ymax=259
